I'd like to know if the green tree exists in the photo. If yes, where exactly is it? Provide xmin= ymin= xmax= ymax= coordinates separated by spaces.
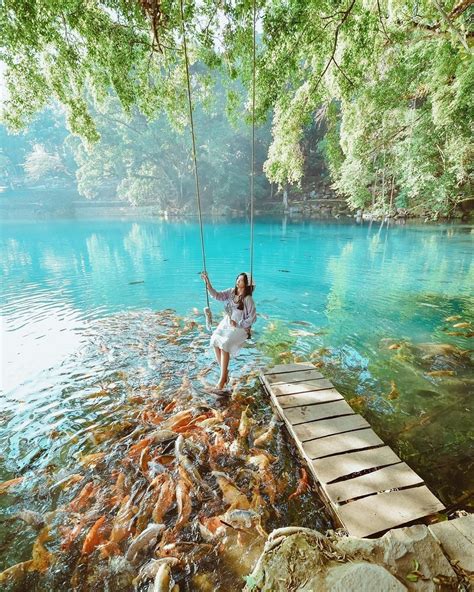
xmin=1 ymin=0 xmax=472 ymax=218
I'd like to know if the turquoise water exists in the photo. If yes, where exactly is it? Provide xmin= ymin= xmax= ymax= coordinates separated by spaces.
xmin=0 ymin=217 xmax=473 ymax=590
xmin=1 ymin=218 xmax=473 ymax=498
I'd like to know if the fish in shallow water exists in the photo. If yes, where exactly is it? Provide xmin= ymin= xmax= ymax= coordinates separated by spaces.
xmin=69 ymin=481 xmax=97 ymax=512
xmin=15 ymin=510 xmax=45 ymax=530
xmin=253 ymin=418 xmax=277 ymax=447
xmin=135 ymin=557 xmax=179 ymax=586
xmin=288 ymin=468 xmax=310 ymax=500
xmin=126 ymin=523 xmax=165 ymax=564
xmin=152 ymin=560 xmax=179 ymax=592
xmin=212 ymin=471 xmax=250 ymax=509
xmin=82 ymin=516 xmax=107 ymax=554
xmin=175 ymin=435 xmax=212 ymax=493
xmin=238 ymin=407 xmax=255 ymax=439
xmin=152 ymin=475 xmax=176 ymax=523
xmin=0 ymin=476 xmax=23 ymax=493
xmin=175 ymin=479 xmax=192 ymax=530
xmin=220 ymin=508 xmax=266 ymax=537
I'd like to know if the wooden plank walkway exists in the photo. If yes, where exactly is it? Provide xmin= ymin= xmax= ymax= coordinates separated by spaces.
xmin=260 ymin=362 xmax=445 ymax=538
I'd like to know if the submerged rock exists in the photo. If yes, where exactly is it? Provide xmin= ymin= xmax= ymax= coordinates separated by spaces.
xmin=245 ymin=523 xmax=463 ymax=591
xmin=324 ymin=562 xmax=407 ymax=592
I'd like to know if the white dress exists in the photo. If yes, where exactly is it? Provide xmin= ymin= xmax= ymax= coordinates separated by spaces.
xmin=208 ymin=288 xmax=257 ymax=357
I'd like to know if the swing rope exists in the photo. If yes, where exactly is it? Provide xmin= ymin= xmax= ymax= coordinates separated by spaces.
xmin=179 ymin=0 xmax=210 ymax=312
xmin=180 ymin=0 xmax=257 ymax=314
xmin=249 ymin=0 xmax=256 ymax=289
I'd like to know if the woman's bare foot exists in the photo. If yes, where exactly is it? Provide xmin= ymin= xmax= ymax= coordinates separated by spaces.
xmin=215 ymin=373 xmax=229 ymax=391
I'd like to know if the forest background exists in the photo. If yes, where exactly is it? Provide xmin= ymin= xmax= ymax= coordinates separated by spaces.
xmin=0 ymin=0 xmax=472 ymax=220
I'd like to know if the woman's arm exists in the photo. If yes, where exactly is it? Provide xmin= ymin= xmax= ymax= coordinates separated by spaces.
xmin=239 ymin=296 xmax=257 ymax=329
xmin=200 ymin=272 xmax=233 ymax=302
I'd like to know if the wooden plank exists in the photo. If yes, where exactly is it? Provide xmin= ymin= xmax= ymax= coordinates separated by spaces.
xmin=272 ymin=380 xmax=335 ymax=396
xmin=293 ymin=415 xmax=370 ymax=441
xmin=265 ymin=363 xmax=317 ymax=374
xmin=278 ymin=389 xmax=343 ymax=408
xmin=286 ymin=400 xmax=355 ymax=425
xmin=323 ymin=462 xmax=424 ymax=504
xmin=266 ymin=370 xmax=325 ymax=384
xmin=337 ymin=486 xmax=445 ymax=538
xmin=259 ymin=368 xmax=445 ymax=539
xmin=302 ymin=428 xmax=384 ymax=459
xmin=312 ymin=446 xmax=401 ymax=484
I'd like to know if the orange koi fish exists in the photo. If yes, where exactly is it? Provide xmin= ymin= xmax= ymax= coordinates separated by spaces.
xmin=288 ymin=468 xmax=310 ymax=501
xmin=82 ymin=516 xmax=107 ymax=554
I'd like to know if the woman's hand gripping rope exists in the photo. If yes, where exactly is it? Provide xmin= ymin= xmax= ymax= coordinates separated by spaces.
xmin=200 ymin=272 xmax=213 ymax=331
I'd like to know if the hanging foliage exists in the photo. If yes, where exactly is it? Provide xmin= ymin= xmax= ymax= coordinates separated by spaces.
xmin=1 ymin=0 xmax=472 ymax=218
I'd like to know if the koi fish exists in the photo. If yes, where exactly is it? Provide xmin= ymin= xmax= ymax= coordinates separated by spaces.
xmin=82 ymin=516 xmax=107 ymax=554
xmin=61 ymin=517 xmax=87 ymax=551
xmin=387 ymin=381 xmax=399 ymax=400
xmin=52 ymin=473 xmax=84 ymax=491
xmin=0 ymin=476 xmax=23 ymax=493
xmin=139 ymin=445 xmax=151 ymax=474
xmin=126 ymin=523 xmax=165 ymax=564
xmin=15 ymin=510 xmax=45 ymax=530
xmin=163 ymin=400 xmax=177 ymax=413
xmin=110 ymin=496 xmax=134 ymax=543
xmin=175 ymin=435 xmax=212 ymax=493
xmin=238 ymin=407 xmax=255 ymax=438
xmin=197 ymin=516 xmax=225 ymax=541
xmin=175 ymin=480 xmax=192 ymax=530
xmin=79 ymin=452 xmax=106 ymax=468
xmin=212 ymin=472 xmax=250 ymax=509
xmin=152 ymin=475 xmax=176 ymax=523
xmin=220 ymin=509 xmax=267 ymax=537
xmin=453 ymin=322 xmax=470 ymax=328
xmin=152 ymin=561 xmax=176 ymax=592
xmin=288 ymin=468 xmax=310 ymax=500
xmin=0 ymin=560 xmax=34 ymax=583
xmin=99 ymin=541 xmax=122 ymax=558
xmin=141 ymin=410 xmax=165 ymax=425
xmin=253 ymin=418 xmax=277 ymax=447
xmin=128 ymin=437 xmax=153 ymax=459
xmin=69 ymin=482 xmax=97 ymax=512
xmin=149 ymin=429 xmax=178 ymax=444
xmin=426 ymin=370 xmax=455 ymax=377
xmin=136 ymin=557 xmax=179 ymax=584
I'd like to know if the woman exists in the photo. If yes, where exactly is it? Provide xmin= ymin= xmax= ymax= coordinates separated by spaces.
xmin=200 ymin=271 xmax=256 ymax=391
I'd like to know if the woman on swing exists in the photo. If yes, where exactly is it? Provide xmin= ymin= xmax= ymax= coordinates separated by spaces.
xmin=200 ymin=271 xmax=256 ymax=391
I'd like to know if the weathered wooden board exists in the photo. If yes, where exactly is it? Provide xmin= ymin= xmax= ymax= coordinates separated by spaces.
xmin=323 ymin=462 xmax=424 ymax=504
xmin=260 ymin=362 xmax=445 ymax=537
xmin=272 ymin=380 xmax=335 ymax=396
xmin=336 ymin=486 xmax=445 ymax=538
xmin=266 ymin=370 xmax=325 ymax=384
xmin=302 ymin=428 xmax=384 ymax=460
xmin=285 ymin=400 xmax=355 ymax=425
xmin=312 ymin=446 xmax=401 ymax=484
xmin=292 ymin=415 xmax=370 ymax=441
xmin=265 ymin=363 xmax=317 ymax=374
xmin=278 ymin=389 xmax=343 ymax=408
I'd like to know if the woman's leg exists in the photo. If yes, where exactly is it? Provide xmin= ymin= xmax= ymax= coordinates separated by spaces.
xmin=217 ymin=351 xmax=230 ymax=389
xmin=213 ymin=346 xmax=221 ymax=365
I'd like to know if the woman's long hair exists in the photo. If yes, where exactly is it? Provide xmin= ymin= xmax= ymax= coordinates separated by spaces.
xmin=234 ymin=273 xmax=254 ymax=310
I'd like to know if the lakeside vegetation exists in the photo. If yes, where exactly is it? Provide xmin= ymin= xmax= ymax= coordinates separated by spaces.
xmin=1 ymin=1 xmax=472 ymax=219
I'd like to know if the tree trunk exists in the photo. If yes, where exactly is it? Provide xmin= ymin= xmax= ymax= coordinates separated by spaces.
xmin=283 ymin=186 xmax=289 ymax=210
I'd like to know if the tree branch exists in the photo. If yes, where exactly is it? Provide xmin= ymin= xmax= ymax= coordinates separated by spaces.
xmin=431 ymin=0 xmax=471 ymax=51
xmin=448 ymin=0 xmax=474 ymax=20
